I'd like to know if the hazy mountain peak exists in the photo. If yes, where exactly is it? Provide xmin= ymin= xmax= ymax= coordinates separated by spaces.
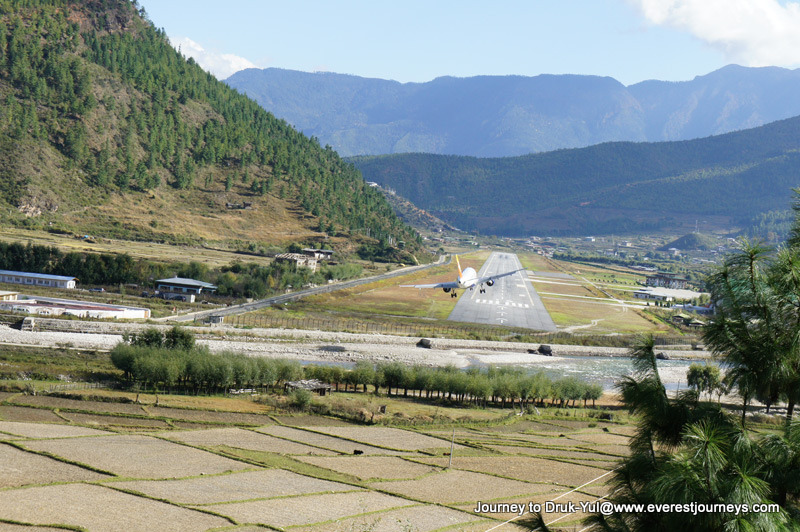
xmin=226 ymin=65 xmax=800 ymax=157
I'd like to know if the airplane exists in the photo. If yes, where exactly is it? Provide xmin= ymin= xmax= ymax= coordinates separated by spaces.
xmin=400 ymin=255 xmax=524 ymax=298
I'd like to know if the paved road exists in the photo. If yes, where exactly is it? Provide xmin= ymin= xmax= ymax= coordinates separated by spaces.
xmin=164 ymin=255 xmax=449 ymax=323
xmin=447 ymin=252 xmax=557 ymax=331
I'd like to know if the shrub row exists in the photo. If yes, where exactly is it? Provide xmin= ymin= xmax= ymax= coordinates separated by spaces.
xmin=110 ymin=343 xmax=604 ymax=408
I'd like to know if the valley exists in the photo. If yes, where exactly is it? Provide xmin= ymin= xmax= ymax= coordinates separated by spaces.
xmin=1 ymin=0 xmax=799 ymax=529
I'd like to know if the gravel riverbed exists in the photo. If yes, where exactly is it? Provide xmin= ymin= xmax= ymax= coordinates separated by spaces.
xmin=0 ymin=321 xmax=710 ymax=388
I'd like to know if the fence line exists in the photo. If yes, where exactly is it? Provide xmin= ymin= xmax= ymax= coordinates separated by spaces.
xmin=47 ymin=381 xmax=110 ymax=393
xmin=216 ymin=314 xmax=699 ymax=348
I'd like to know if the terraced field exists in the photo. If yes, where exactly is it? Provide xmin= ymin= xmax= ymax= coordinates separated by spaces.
xmin=0 ymin=389 xmax=628 ymax=531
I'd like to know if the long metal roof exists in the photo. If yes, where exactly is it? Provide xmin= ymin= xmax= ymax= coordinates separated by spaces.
xmin=0 ymin=270 xmax=77 ymax=281
xmin=156 ymin=277 xmax=218 ymax=289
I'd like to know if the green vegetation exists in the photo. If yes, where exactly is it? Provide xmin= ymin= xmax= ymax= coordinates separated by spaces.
xmin=0 ymin=0 xmax=422 ymax=259
xmin=658 ymin=232 xmax=719 ymax=251
xmin=0 ymin=240 xmax=363 ymax=298
xmin=351 ymin=116 xmax=800 ymax=236
xmin=111 ymin=328 xmax=603 ymax=410
xmin=534 ymin=193 xmax=800 ymax=530
xmin=549 ymin=335 xmax=800 ymax=531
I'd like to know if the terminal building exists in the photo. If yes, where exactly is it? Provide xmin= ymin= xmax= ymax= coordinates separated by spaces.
xmin=155 ymin=277 xmax=218 ymax=294
xmin=0 ymin=270 xmax=78 ymax=289
xmin=645 ymin=272 xmax=689 ymax=290
xmin=0 ymin=293 xmax=150 ymax=319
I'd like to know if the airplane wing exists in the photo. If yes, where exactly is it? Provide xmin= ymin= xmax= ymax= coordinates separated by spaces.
xmin=476 ymin=268 xmax=525 ymax=285
xmin=400 ymin=281 xmax=459 ymax=289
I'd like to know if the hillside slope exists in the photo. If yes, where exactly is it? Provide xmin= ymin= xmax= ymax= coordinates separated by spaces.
xmin=0 ymin=0 xmax=421 ymax=258
xmin=350 ymin=115 xmax=800 ymax=236
xmin=226 ymin=65 xmax=800 ymax=157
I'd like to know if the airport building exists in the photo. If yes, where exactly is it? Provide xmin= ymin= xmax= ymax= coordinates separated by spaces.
xmin=155 ymin=277 xmax=218 ymax=294
xmin=0 ymin=295 xmax=150 ymax=319
xmin=0 ymin=270 xmax=78 ymax=289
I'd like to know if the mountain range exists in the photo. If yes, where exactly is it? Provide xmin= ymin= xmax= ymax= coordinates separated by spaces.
xmin=226 ymin=65 xmax=800 ymax=157
xmin=350 ymin=115 xmax=800 ymax=237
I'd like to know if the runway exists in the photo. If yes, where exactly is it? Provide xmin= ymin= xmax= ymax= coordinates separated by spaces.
xmin=447 ymin=252 xmax=557 ymax=331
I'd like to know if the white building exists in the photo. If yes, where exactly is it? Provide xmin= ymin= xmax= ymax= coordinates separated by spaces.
xmin=0 ymin=270 xmax=77 ymax=289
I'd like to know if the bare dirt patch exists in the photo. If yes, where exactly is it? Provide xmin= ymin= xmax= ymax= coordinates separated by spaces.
xmin=311 ymin=426 xmax=462 ymax=451
xmin=485 ymin=444 xmax=625 ymax=461
xmin=296 ymin=455 xmax=440 ymax=481
xmin=0 ymin=443 xmax=109 ymax=488
xmin=416 ymin=455 xmax=612 ymax=487
xmin=293 ymin=504 xmax=485 ymax=532
xmin=203 ymin=491 xmax=414 ymax=528
xmin=58 ymin=412 xmax=171 ymax=430
xmin=570 ymin=432 xmax=631 ymax=445
xmin=0 ymin=420 xmax=111 ymax=439
xmin=164 ymin=427 xmax=337 ymax=456
xmin=477 ymin=420 xmax=576 ymax=433
xmin=0 ymin=524 xmax=62 ymax=531
xmin=0 ymin=405 xmax=65 ymax=423
xmin=147 ymin=406 xmax=274 ymax=425
xmin=115 ymin=469 xmax=354 ymax=505
xmin=255 ymin=426 xmax=408 ymax=455
xmin=374 ymin=469 xmax=546 ymax=505
xmin=10 ymin=395 xmax=147 ymax=415
xmin=23 ymin=434 xmax=248 ymax=478
xmin=273 ymin=414 xmax=354 ymax=426
xmin=0 ymin=483 xmax=229 ymax=531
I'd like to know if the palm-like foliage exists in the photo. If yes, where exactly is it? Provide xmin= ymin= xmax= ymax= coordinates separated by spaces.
xmin=703 ymin=239 xmax=781 ymax=427
xmin=578 ymin=336 xmax=797 ymax=532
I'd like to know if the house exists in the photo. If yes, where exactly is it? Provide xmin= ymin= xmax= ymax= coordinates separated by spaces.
xmin=275 ymin=253 xmax=317 ymax=272
xmin=634 ymin=288 xmax=674 ymax=302
xmin=284 ymin=379 xmax=332 ymax=396
xmin=302 ymin=248 xmax=334 ymax=261
xmin=156 ymin=277 xmax=218 ymax=295
xmin=646 ymin=272 xmax=689 ymax=290
xmin=0 ymin=291 xmax=18 ymax=301
xmin=671 ymin=312 xmax=692 ymax=325
xmin=0 ymin=270 xmax=78 ymax=289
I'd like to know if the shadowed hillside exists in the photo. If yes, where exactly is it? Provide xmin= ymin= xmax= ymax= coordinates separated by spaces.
xmin=351 ymin=115 xmax=800 ymax=236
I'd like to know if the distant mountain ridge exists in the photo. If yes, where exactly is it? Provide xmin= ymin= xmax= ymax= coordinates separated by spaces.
xmin=226 ymin=65 xmax=800 ymax=157
xmin=350 ymin=115 xmax=800 ymax=236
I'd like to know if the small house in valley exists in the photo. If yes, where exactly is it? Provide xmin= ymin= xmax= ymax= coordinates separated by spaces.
xmin=275 ymin=253 xmax=317 ymax=272
xmin=156 ymin=277 xmax=218 ymax=295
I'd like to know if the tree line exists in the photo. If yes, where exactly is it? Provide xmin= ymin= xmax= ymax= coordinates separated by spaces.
xmin=110 ymin=328 xmax=603 ymax=409
xmin=0 ymin=0 xmax=422 ymax=258
xmin=0 ymin=241 xmax=363 ymax=298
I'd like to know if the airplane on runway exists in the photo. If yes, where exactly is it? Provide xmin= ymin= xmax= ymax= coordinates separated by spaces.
xmin=400 ymin=255 xmax=523 ymax=298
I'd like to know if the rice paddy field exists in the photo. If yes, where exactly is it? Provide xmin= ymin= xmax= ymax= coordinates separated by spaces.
xmin=0 ymin=388 xmax=630 ymax=531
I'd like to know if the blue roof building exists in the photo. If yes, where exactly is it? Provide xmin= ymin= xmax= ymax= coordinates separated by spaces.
xmin=0 ymin=270 xmax=78 ymax=289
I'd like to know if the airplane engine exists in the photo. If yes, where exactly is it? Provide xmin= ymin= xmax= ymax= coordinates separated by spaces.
xmin=486 ymin=280 xmax=494 ymax=287
xmin=442 ymin=287 xmax=452 ymax=293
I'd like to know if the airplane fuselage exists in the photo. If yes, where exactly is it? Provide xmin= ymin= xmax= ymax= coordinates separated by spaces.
xmin=456 ymin=267 xmax=478 ymax=289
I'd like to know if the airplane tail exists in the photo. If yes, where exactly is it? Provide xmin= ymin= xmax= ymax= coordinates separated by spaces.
xmin=455 ymin=255 xmax=463 ymax=278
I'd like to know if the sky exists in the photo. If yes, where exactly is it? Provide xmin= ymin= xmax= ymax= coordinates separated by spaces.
xmin=138 ymin=0 xmax=800 ymax=85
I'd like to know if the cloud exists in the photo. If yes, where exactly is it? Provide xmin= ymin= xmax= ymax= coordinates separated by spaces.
xmin=170 ymin=37 xmax=257 ymax=79
xmin=628 ymin=0 xmax=800 ymax=66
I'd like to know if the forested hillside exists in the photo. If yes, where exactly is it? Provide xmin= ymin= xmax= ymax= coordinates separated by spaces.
xmin=0 ymin=0 xmax=421 ymax=259
xmin=226 ymin=65 xmax=800 ymax=157
xmin=351 ymin=115 xmax=800 ymax=236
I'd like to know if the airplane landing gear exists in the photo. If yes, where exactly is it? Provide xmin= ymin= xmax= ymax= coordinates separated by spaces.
xmin=450 ymin=291 xmax=458 ymax=298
